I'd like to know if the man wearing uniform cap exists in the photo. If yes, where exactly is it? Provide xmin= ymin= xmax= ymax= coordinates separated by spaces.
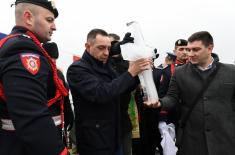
xmin=15 ymin=0 xmax=58 ymax=18
xmin=0 ymin=1 xmax=70 ymax=155
xmin=158 ymin=39 xmax=188 ymax=100
xmin=157 ymin=39 xmax=188 ymax=94
xmin=173 ymin=39 xmax=188 ymax=65
xmin=158 ymin=39 xmax=188 ymax=98
xmin=165 ymin=52 xmax=177 ymax=65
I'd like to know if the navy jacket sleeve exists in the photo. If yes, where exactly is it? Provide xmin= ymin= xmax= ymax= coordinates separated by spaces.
xmin=2 ymin=52 xmax=66 ymax=155
xmin=67 ymin=62 xmax=138 ymax=104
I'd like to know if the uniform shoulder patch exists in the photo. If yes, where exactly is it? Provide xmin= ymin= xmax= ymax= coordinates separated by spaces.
xmin=20 ymin=53 xmax=40 ymax=75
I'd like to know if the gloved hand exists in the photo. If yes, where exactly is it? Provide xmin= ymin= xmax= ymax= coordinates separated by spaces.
xmin=109 ymin=32 xmax=134 ymax=56
xmin=119 ymin=32 xmax=134 ymax=45
xmin=153 ymin=48 xmax=159 ymax=59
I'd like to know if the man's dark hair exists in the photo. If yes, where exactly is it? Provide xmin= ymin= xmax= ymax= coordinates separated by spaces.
xmin=188 ymin=31 xmax=213 ymax=47
xmin=108 ymin=33 xmax=120 ymax=41
xmin=87 ymin=29 xmax=108 ymax=43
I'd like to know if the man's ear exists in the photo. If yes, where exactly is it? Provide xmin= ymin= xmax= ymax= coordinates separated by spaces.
xmin=23 ymin=10 xmax=33 ymax=27
xmin=208 ymin=44 xmax=214 ymax=52
xmin=85 ymin=42 xmax=90 ymax=51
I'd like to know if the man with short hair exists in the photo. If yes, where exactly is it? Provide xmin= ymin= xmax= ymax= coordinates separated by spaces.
xmin=0 ymin=1 xmax=69 ymax=155
xmin=155 ymin=31 xmax=235 ymax=155
xmin=67 ymin=28 xmax=151 ymax=155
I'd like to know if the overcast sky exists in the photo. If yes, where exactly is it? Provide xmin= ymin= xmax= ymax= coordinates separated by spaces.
xmin=1 ymin=0 xmax=235 ymax=73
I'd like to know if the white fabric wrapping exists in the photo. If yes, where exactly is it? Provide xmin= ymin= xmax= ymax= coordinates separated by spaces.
xmin=138 ymin=69 xmax=158 ymax=104
xmin=120 ymin=21 xmax=158 ymax=104
xmin=158 ymin=121 xmax=178 ymax=155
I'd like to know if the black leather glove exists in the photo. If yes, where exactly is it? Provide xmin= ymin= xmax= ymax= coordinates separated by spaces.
xmin=109 ymin=32 xmax=134 ymax=56
xmin=119 ymin=32 xmax=134 ymax=45
xmin=109 ymin=41 xmax=120 ymax=56
xmin=153 ymin=48 xmax=159 ymax=59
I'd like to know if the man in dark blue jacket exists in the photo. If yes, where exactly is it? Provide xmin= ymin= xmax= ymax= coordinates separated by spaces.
xmin=67 ymin=28 xmax=151 ymax=155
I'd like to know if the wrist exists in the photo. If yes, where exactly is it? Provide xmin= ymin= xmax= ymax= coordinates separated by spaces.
xmin=128 ymin=70 xmax=136 ymax=77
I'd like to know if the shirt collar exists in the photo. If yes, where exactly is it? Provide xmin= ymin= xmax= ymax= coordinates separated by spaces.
xmin=197 ymin=57 xmax=214 ymax=71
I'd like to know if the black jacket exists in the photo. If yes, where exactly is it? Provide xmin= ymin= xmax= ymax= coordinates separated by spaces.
xmin=109 ymin=56 xmax=132 ymax=136
xmin=158 ymin=63 xmax=184 ymax=124
xmin=161 ymin=62 xmax=235 ymax=155
xmin=67 ymin=51 xmax=139 ymax=155
xmin=0 ymin=26 xmax=67 ymax=155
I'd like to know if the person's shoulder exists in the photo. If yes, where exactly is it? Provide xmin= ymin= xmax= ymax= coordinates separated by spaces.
xmin=153 ymin=65 xmax=163 ymax=71
xmin=67 ymin=59 xmax=90 ymax=73
xmin=152 ymin=66 xmax=163 ymax=76
xmin=162 ymin=64 xmax=171 ymax=68
xmin=217 ymin=63 xmax=235 ymax=80
xmin=159 ymin=65 xmax=170 ymax=75
xmin=219 ymin=62 xmax=235 ymax=71
xmin=69 ymin=59 xmax=86 ymax=68
xmin=174 ymin=63 xmax=190 ymax=74
xmin=0 ymin=33 xmax=41 ymax=57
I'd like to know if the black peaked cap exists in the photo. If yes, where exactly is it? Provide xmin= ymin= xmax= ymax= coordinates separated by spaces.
xmin=15 ymin=0 xmax=58 ymax=18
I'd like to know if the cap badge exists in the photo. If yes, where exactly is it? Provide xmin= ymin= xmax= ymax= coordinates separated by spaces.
xmin=49 ymin=0 xmax=56 ymax=9
xmin=178 ymin=40 xmax=181 ymax=45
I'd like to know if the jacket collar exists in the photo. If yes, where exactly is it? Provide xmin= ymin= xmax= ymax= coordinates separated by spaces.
xmin=82 ymin=50 xmax=105 ymax=67
xmin=190 ymin=59 xmax=219 ymax=77
xmin=175 ymin=59 xmax=186 ymax=65
xmin=11 ymin=26 xmax=32 ymax=35
xmin=82 ymin=51 xmax=116 ymax=77
xmin=197 ymin=58 xmax=214 ymax=71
